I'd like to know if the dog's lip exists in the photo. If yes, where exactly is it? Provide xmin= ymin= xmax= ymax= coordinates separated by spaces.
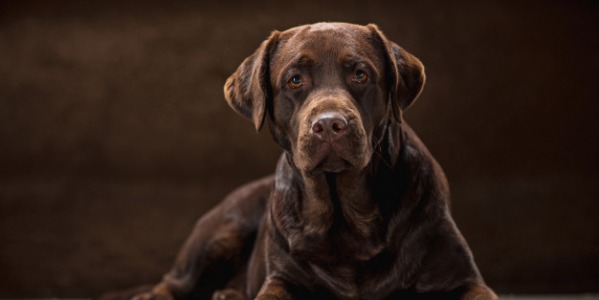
xmin=307 ymin=143 xmax=353 ymax=174
xmin=317 ymin=155 xmax=351 ymax=173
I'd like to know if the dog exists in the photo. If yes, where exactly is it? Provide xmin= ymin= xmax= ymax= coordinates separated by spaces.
xmin=131 ymin=22 xmax=498 ymax=300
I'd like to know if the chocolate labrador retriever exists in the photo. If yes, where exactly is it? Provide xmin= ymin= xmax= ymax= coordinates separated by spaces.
xmin=132 ymin=22 xmax=497 ymax=300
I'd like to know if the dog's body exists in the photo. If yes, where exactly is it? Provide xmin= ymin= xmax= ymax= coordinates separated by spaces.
xmin=133 ymin=23 xmax=497 ymax=300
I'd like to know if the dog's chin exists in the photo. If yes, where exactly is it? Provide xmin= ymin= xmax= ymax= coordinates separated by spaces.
xmin=300 ymin=153 xmax=359 ymax=177
xmin=316 ymin=154 xmax=352 ymax=173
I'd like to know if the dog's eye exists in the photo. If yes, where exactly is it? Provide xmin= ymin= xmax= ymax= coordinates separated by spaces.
xmin=353 ymin=70 xmax=368 ymax=83
xmin=288 ymin=75 xmax=303 ymax=89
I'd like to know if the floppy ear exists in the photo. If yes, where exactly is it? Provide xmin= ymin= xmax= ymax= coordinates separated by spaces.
xmin=224 ymin=31 xmax=280 ymax=131
xmin=368 ymin=24 xmax=426 ymax=122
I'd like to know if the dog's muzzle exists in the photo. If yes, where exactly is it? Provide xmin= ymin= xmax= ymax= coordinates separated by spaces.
xmin=296 ymin=110 xmax=370 ymax=174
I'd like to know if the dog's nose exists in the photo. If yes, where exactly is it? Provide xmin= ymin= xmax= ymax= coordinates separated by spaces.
xmin=311 ymin=112 xmax=348 ymax=141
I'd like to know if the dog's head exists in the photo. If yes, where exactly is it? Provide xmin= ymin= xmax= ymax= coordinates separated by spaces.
xmin=225 ymin=22 xmax=425 ymax=176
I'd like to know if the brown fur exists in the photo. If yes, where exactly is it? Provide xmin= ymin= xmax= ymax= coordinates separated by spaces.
xmin=130 ymin=22 xmax=498 ymax=300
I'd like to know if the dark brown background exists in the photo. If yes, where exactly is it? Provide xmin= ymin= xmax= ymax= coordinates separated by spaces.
xmin=0 ymin=0 xmax=597 ymax=297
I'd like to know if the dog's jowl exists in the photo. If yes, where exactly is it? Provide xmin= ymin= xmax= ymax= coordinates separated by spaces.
xmin=132 ymin=22 xmax=498 ymax=300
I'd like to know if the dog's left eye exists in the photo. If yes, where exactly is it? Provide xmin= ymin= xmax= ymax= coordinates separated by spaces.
xmin=288 ymin=75 xmax=303 ymax=89
xmin=353 ymin=70 xmax=368 ymax=83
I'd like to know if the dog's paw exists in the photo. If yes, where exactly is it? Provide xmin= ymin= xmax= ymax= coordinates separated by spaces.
xmin=130 ymin=292 xmax=169 ymax=300
xmin=130 ymin=283 xmax=174 ymax=300
xmin=460 ymin=284 xmax=498 ymax=300
xmin=130 ymin=293 xmax=152 ymax=300
xmin=255 ymin=295 xmax=284 ymax=300
xmin=212 ymin=289 xmax=246 ymax=300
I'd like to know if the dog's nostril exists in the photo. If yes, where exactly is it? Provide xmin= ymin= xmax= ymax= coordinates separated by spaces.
xmin=312 ymin=122 xmax=324 ymax=134
xmin=331 ymin=119 xmax=347 ymax=133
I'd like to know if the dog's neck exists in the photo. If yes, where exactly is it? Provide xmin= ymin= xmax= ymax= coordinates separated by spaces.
xmin=301 ymin=170 xmax=381 ymax=243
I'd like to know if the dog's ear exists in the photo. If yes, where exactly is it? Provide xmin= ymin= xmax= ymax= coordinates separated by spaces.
xmin=224 ymin=31 xmax=280 ymax=131
xmin=368 ymin=24 xmax=426 ymax=122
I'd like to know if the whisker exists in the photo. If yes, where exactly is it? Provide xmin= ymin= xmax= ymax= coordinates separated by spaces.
xmin=371 ymin=136 xmax=392 ymax=169
xmin=373 ymin=149 xmax=392 ymax=169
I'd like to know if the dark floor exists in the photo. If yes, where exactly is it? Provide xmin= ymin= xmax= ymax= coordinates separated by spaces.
xmin=501 ymin=296 xmax=599 ymax=300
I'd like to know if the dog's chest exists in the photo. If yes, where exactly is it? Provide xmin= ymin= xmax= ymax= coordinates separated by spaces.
xmin=308 ymin=262 xmax=360 ymax=299
xmin=303 ymin=258 xmax=392 ymax=300
xmin=290 ymin=230 xmax=390 ymax=299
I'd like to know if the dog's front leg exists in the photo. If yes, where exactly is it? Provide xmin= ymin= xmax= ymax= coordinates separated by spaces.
xmin=255 ymin=276 xmax=293 ymax=300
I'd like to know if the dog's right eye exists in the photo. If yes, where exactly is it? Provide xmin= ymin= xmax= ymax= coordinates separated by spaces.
xmin=288 ymin=75 xmax=303 ymax=89
xmin=353 ymin=70 xmax=369 ymax=84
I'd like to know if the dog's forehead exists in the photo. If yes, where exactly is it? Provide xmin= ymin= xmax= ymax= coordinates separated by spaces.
xmin=283 ymin=23 xmax=371 ymax=50
xmin=274 ymin=23 xmax=380 ymax=70
xmin=305 ymin=22 xmax=357 ymax=33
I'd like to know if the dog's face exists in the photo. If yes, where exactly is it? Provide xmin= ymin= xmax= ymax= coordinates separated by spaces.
xmin=225 ymin=23 xmax=425 ymax=175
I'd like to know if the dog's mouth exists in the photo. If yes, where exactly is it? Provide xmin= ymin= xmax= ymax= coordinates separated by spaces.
xmin=300 ymin=138 xmax=368 ymax=176
xmin=314 ymin=151 xmax=352 ymax=174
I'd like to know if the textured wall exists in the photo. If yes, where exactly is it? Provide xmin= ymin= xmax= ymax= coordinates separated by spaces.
xmin=0 ymin=0 xmax=597 ymax=297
